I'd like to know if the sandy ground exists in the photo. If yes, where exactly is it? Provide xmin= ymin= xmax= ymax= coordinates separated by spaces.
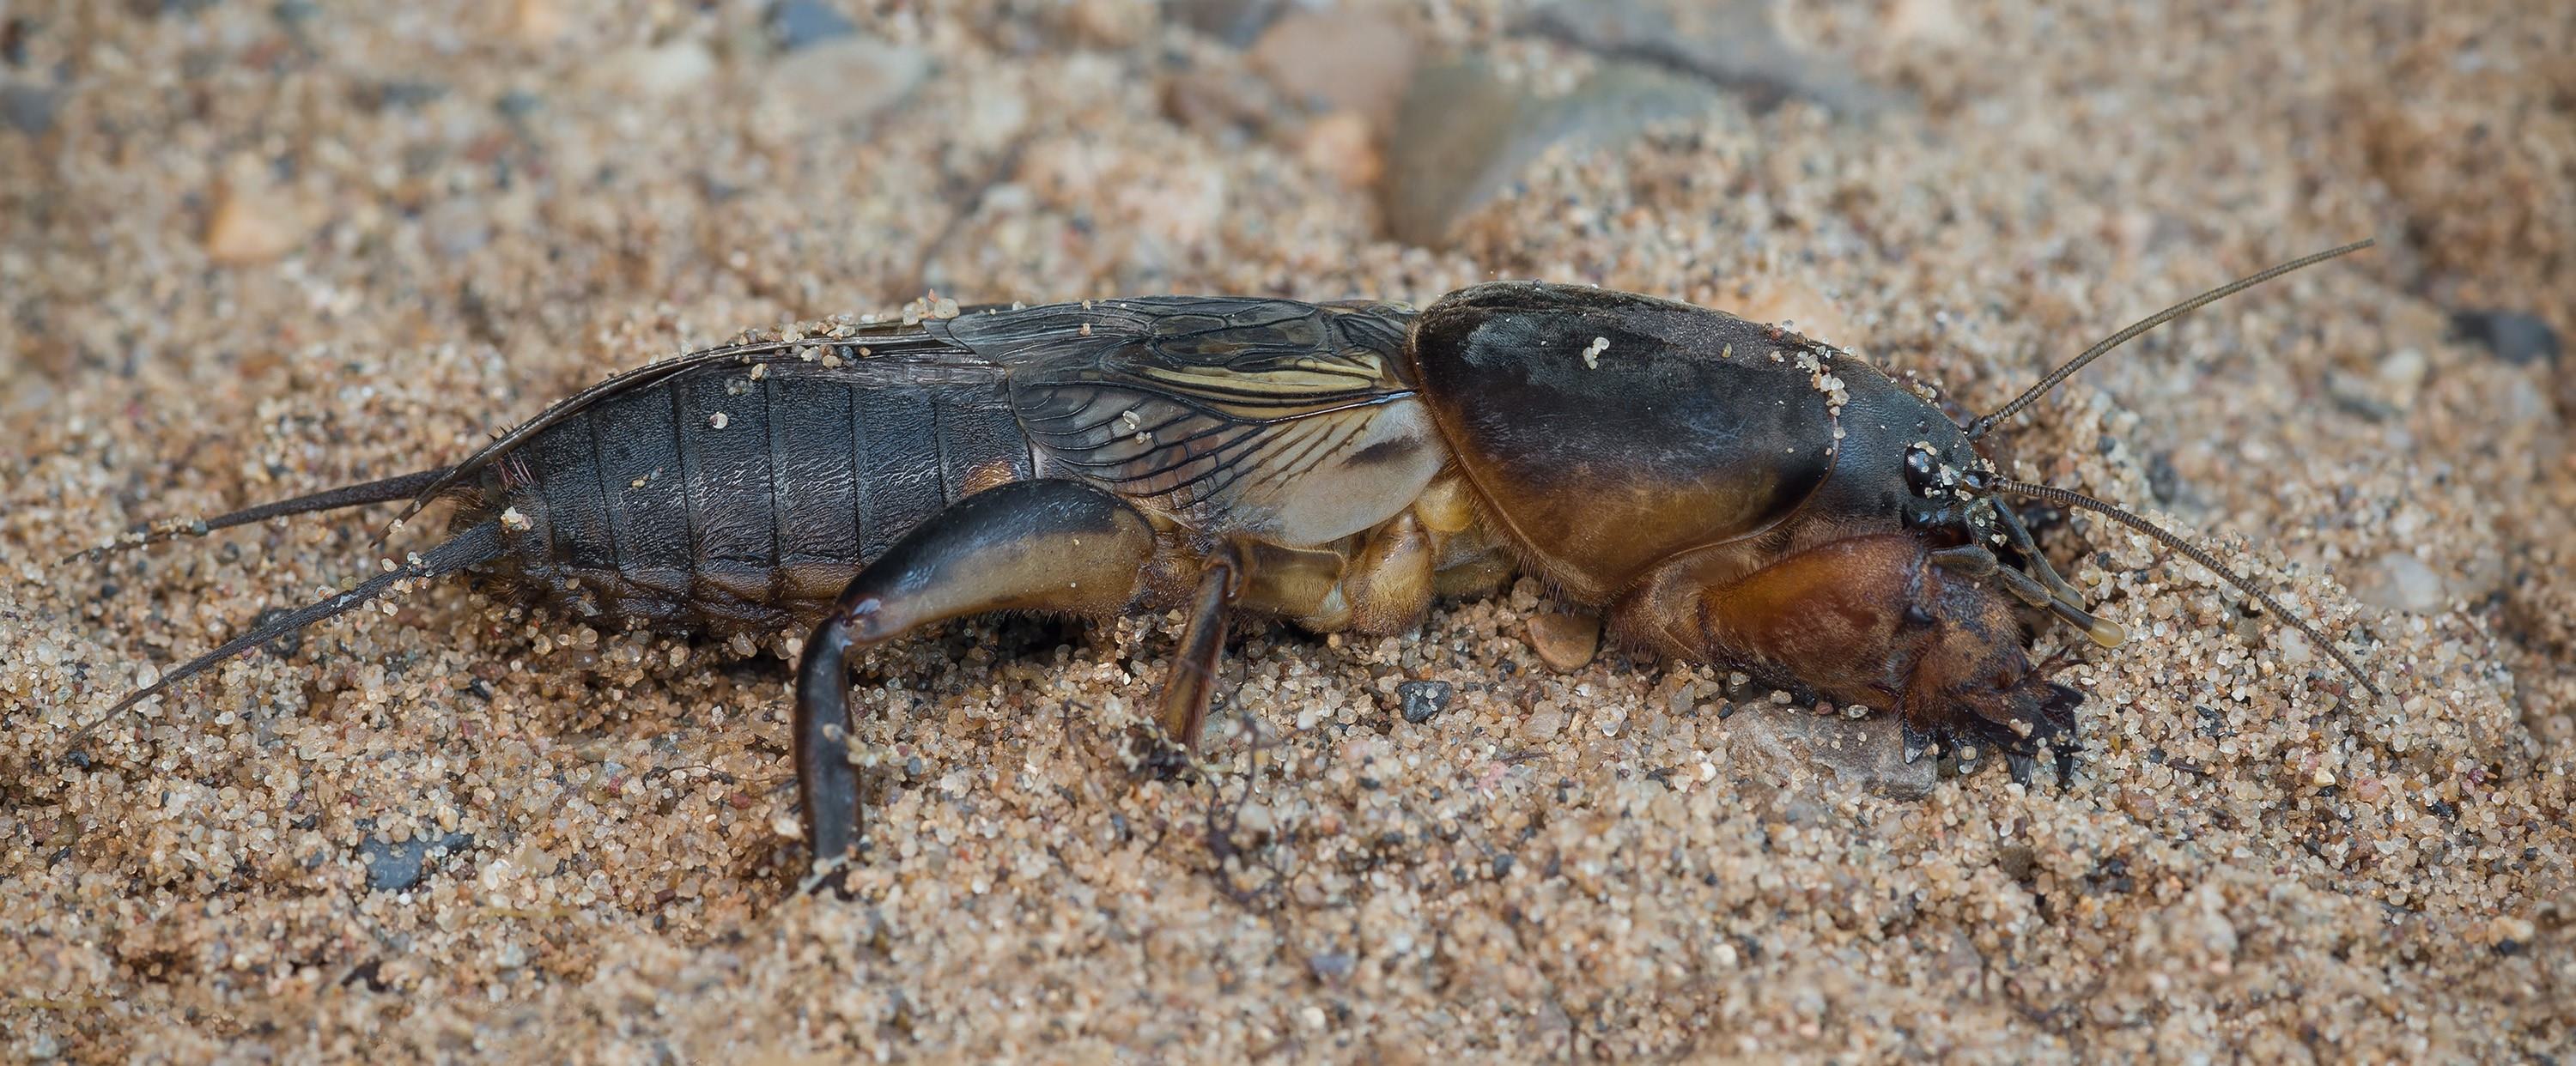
xmin=4 ymin=0 xmax=2573 ymax=1061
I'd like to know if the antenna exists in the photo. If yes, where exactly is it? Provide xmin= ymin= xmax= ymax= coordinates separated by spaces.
xmin=1990 ymin=478 xmax=2381 ymax=699
xmin=1968 ymin=239 xmax=2376 ymax=439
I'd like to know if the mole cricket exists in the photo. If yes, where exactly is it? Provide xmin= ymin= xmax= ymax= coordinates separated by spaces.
xmin=72 ymin=240 xmax=2382 ymax=886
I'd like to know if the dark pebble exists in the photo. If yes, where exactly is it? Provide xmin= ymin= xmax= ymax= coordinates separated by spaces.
xmin=250 ymin=606 xmax=305 ymax=658
xmin=2146 ymin=451 xmax=2181 ymax=504
xmin=3 ymin=80 xmax=55 ymax=135
xmin=495 ymin=89 xmax=544 ymax=122
xmin=1172 ymin=0 xmax=1286 ymax=47
xmin=766 ymin=0 xmax=856 ymax=51
xmin=1526 ymin=0 xmax=1899 ymax=117
xmin=361 ymin=831 xmax=475 ymax=893
xmin=1396 ymin=679 xmax=1453 ymax=724
xmin=368 ymin=80 xmax=447 ymax=111
xmin=1306 ymin=951 xmax=1355 ymax=980
xmin=1491 ymin=852 xmax=1515 ymax=877
xmin=2450 ymin=309 xmax=2561 ymax=366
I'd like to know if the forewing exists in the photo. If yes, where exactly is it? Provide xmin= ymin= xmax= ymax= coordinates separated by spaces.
xmin=936 ymin=297 xmax=1444 ymax=547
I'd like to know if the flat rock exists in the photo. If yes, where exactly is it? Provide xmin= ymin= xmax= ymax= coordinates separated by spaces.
xmin=1248 ymin=7 xmax=1417 ymax=129
xmin=757 ymin=33 xmax=927 ymax=139
xmin=1527 ymin=0 xmax=1903 ymax=117
xmin=1384 ymin=58 xmax=1731 ymax=247
xmin=1722 ymin=703 xmax=1936 ymax=800
xmin=2451 ymin=308 xmax=2561 ymax=366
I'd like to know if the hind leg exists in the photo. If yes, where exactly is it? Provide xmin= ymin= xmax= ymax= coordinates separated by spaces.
xmin=796 ymin=479 xmax=1163 ymax=886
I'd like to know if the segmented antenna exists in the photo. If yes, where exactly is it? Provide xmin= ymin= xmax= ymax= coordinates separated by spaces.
xmin=68 ymin=468 xmax=450 ymax=564
xmin=1990 ymin=478 xmax=2381 ymax=699
xmin=1968 ymin=239 xmax=2377 ymax=439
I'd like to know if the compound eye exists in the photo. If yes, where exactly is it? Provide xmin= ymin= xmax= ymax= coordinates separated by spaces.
xmin=1904 ymin=445 xmax=1941 ymax=496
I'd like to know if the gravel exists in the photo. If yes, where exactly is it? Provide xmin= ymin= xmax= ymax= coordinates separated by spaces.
xmin=3 ymin=1 xmax=2569 ymax=1061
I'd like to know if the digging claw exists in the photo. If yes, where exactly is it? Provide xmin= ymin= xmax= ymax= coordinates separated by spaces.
xmin=1900 ymin=722 xmax=1940 ymax=765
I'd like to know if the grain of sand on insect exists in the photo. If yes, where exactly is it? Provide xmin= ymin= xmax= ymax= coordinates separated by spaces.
xmin=3 ymin=1 xmax=2572 ymax=1060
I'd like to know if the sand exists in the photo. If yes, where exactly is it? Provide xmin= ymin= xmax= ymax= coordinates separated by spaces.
xmin=3 ymin=0 xmax=2571 ymax=1060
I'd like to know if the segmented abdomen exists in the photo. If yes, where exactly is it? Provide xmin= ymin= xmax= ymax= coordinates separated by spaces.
xmin=493 ymin=356 xmax=1033 ymax=633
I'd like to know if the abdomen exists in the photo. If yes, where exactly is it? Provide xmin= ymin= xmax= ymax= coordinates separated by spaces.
xmin=487 ymin=355 xmax=1035 ymax=633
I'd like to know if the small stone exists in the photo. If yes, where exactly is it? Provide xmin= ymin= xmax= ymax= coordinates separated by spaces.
xmin=1725 ymin=277 xmax=1856 ymax=348
xmin=1525 ymin=611 xmax=1601 ymax=673
xmin=1162 ymin=65 xmax=1289 ymax=137
xmin=1306 ymin=952 xmax=1355 ymax=981
xmin=1522 ymin=702 xmax=1567 ymax=740
xmin=1171 ymin=0 xmax=1287 ymax=46
xmin=204 ymin=182 xmax=306 ymax=264
xmin=2354 ymin=551 xmax=2446 ymax=614
xmin=361 ymin=832 xmax=475 ymax=893
xmin=756 ymin=33 xmax=927 ymax=139
xmin=2450 ymin=309 xmax=2561 ymax=366
xmin=495 ymin=89 xmax=544 ymax=120
xmin=1396 ymin=680 xmax=1452 ymax=724
xmin=766 ymin=0 xmax=857 ymax=51
xmin=1883 ymin=0 xmax=1970 ymax=45
xmin=1291 ymin=111 xmax=1382 ymax=189
xmin=365 ymin=80 xmax=447 ymax=112
xmin=2375 ymin=348 xmax=2429 ymax=409
xmin=3 ymin=80 xmax=57 ymax=136
xmin=1526 ymin=0 xmax=1901 ymax=117
xmin=2146 ymin=451 xmax=2182 ymax=505
xmin=509 ymin=0 xmax=568 ymax=43
xmin=1384 ymin=58 xmax=1731 ymax=247
xmin=584 ymin=41 xmax=717 ymax=102
xmin=1249 ymin=8 xmax=1417 ymax=128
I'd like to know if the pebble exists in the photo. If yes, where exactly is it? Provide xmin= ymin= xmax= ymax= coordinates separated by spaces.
xmin=1306 ymin=952 xmax=1355 ymax=981
xmin=2375 ymin=347 xmax=2429 ymax=409
xmin=757 ymin=33 xmax=927 ymax=139
xmin=204 ymin=182 xmax=305 ymax=264
xmin=508 ymin=0 xmax=568 ymax=44
xmin=766 ymin=0 xmax=858 ymax=51
xmin=1525 ymin=611 xmax=1601 ymax=673
xmin=3 ymin=79 xmax=57 ymax=136
xmin=1395 ymin=679 xmax=1452 ymax=724
xmin=2354 ymin=550 xmax=2447 ymax=614
xmin=1171 ymin=0 xmax=1286 ymax=47
xmin=1384 ymin=58 xmax=1729 ymax=247
xmin=1526 ymin=0 xmax=1901 ymax=117
xmin=361 ymin=832 xmax=476 ymax=893
xmin=584 ymin=41 xmax=717 ymax=101
xmin=1724 ymin=277 xmax=1857 ymax=348
xmin=1291 ymin=111 xmax=1382 ymax=188
xmin=2450 ymin=309 xmax=2561 ymax=366
xmin=1248 ymin=8 xmax=1417 ymax=128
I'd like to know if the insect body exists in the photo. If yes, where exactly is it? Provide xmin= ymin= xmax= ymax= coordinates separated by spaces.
xmin=83 ymin=244 xmax=2381 ymax=887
